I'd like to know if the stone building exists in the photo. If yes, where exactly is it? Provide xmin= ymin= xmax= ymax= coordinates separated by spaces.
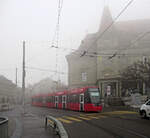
xmin=0 ymin=75 xmax=21 ymax=104
xmin=66 ymin=6 xmax=150 ymax=98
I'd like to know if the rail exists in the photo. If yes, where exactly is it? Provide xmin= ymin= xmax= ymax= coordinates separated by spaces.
xmin=45 ymin=116 xmax=68 ymax=138
xmin=0 ymin=117 xmax=8 ymax=138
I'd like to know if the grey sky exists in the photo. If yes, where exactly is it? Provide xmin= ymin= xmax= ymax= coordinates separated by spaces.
xmin=0 ymin=0 xmax=150 ymax=86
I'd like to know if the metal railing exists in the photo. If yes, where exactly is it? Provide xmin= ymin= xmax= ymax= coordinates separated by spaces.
xmin=0 ymin=117 xmax=8 ymax=138
xmin=45 ymin=116 xmax=68 ymax=138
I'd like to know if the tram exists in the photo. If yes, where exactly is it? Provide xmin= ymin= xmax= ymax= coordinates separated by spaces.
xmin=32 ymin=86 xmax=102 ymax=112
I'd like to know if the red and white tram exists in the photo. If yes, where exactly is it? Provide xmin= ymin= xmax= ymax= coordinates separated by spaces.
xmin=32 ymin=86 xmax=102 ymax=112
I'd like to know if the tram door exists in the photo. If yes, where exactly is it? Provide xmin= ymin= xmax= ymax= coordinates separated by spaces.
xmin=62 ymin=95 xmax=67 ymax=109
xmin=79 ymin=94 xmax=84 ymax=111
xmin=55 ymin=96 xmax=58 ymax=108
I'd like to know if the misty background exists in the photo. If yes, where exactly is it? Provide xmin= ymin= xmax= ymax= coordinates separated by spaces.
xmin=0 ymin=0 xmax=150 ymax=86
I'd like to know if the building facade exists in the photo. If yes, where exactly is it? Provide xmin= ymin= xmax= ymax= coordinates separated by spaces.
xmin=0 ymin=75 xmax=21 ymax=104
xmin=66 ymin=6 xmax=150 ymax=98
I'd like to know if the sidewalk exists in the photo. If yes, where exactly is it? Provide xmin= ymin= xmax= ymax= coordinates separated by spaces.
xmin=1 ymin=105 xmax=58 ymax=138
xmin=22 ymin=113 xmax=59 ymax=138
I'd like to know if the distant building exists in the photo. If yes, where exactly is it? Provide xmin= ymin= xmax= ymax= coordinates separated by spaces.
xmin=0 ymin=75 xmax=21 ymax=104
xmin=30 ymin=78 xmax=68 ymax=96
xmin=66 ymin=6 xmax=150 ymax=97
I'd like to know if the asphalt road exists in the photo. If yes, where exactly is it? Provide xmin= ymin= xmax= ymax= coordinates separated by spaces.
xmin=26 ymin=105 xmax=150 ymax=138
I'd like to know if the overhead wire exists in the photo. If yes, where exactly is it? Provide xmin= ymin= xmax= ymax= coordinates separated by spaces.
xmin=80 ymin=0 xmax=134 ymax=57
xmin=25 ymin=66 xmax=67 ymax=74
xmin=24 ymin=0 xmax=137 ymax=63
xmin=108 ymin=30 xmax=150 ymax=59
xmin=25 ymin=0 xmax=134 ymax=64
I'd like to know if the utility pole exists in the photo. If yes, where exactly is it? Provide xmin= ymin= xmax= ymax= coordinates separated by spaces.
xmin=22 ymin=41 xmax=26 ymax=114
xmin=15 ymin=68 xmax=18 ymax=86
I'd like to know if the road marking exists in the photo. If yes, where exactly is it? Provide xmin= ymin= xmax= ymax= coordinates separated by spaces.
xmin=80 ymin=114 xmax=99 ymax=119
xmin=64 ymin=116 xmax=82 ymax=122
xmin=86 ymin=113 xmax=98 ymax=116
xmin=57 ymin=118 xmax=72 ymax=124
xmin=114 ymin=111 xmax=138 ymax=114
xmin=101 ymin=111 xmax=138 ymax=115
xmin=78 ymin=116 xmax=91 ymax=120
xmin=80 ymin=114 xmax=86 ymax=116
xmin=87 ymin=116 xmax=99 ymax=119
xmin=97 ymin=115 xmax=107 ymax=118
xmin=55 ymin=110 xmax=137 ymax=124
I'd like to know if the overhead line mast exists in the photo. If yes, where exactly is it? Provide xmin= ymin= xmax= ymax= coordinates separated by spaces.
xmin=22 ymin=41 xmax=26 ymax=114
xmin=51 ymin=0 xmax=63 ymax=90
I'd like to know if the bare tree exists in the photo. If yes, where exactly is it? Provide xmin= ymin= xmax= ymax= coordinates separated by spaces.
xmin=120 ymin=60 xmax=150 ymax=90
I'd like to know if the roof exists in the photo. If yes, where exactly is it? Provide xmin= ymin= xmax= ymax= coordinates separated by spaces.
xmin=32 ymin=86 xmax=98 ymax=97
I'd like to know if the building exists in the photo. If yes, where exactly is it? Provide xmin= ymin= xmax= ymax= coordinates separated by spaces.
xmin=66 ymin=6 xmax=150 ymax=98
xmin=0 ymin=75 xmax=21 ymax=104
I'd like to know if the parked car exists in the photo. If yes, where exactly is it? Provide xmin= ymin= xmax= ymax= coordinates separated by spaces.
xmin=139 ymin=99 xmax=150 ymax=118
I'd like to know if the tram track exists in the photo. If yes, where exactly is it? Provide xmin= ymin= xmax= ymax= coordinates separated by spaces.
xmin=104 ymin=115 xmax=150 ymax=137
xmin=83 ymin=120 xmax=124 ymax=138
xmin=26 ymin=106 xmax=150 ymax=138
xmin=82 ymin=118 xmax=149 ymax=138
xmin=112 ymin=115 xmax=150 ymax=127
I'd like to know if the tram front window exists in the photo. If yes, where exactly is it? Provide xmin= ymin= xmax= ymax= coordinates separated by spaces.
xmin=88 ymin=88 xmax=100 ymax=104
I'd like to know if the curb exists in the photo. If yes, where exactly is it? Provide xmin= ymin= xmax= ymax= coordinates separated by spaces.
xmin=45 ymin=116 xmax=68 ymax=138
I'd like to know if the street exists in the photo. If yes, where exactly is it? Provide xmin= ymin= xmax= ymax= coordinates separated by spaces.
xmin=26 ymin=105 xmax=150 ymax=138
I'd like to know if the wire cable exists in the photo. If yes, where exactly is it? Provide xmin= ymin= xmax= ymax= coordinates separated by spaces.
xmin=25 ymin=66 xmax=67 ymax=74
xmin=82 ymin=0 xmax=134 ymax=56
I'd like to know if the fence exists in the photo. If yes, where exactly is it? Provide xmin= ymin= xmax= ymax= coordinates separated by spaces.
xmin=0 ymin=117 xmax=8 ymax=138
xmin=45 ymin=116 xmax=68 ymax=138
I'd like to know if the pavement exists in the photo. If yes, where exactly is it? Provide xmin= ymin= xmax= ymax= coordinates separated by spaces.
xmin=22 ymin=113 xmax=59 ymax=138
xmin=0 ymin=105 xmax=58 ymax=138
xmin=26 ymin=105 xmax=150 ymax=138
xmin=0 ymin=104 xmax=142 ymax=138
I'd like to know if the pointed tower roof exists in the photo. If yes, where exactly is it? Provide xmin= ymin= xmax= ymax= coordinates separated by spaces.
xmin=99 ymin=6 xmax=113 ymax=33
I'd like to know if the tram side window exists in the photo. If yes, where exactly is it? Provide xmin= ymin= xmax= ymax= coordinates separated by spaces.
xmin=46 ymin=96 xmax=51 ymax=103
xmin=39 ymin=97 xmax=42 ymax=103
xmin=35 ymin=98 xmax=38 ymax=102
xmin=32 ymin=98 xmax=35 ymax=103
xmin=32 ymin=98 xmax=35 ymax=102
xmin=35 ymin=98 xmax=37 ymax=102
xmin=52 ymin=96 xmax=55 ymax=103
xmin=75 ymin=94 xmax=79 ymax=103
xmin=67 ymin=95 xmax=70 ymax=103
xmin=70 ymin=95 xmax=79 ymax=103
xmin=84 ymin=92 xmax=90 ymax=103
xmin=73 ymin=95 xmax=75 ymax=103
xmin=69 ymin=95 xmax=74 ymax=103
xmin=62 ymin=96 xmax=66 ymax=102
xmin=42 ymin=97 xmax=46 ymax=103
xmin=36 ymin=97 xmax=39 ymax=102
xmin=55 ymin=96 xmax=58 ymax=102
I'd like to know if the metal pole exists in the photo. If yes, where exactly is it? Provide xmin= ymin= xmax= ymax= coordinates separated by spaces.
xmin=22 ymin=41 xmax=26 ymax=114
xmin=16 ymin=68 xmax=18 ymax=86
xmin=45 ymin=117 xmax=47 ymax=129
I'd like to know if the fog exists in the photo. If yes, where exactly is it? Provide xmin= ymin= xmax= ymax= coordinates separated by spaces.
xmin=0 ymin=0 xmax=150 ymax=86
